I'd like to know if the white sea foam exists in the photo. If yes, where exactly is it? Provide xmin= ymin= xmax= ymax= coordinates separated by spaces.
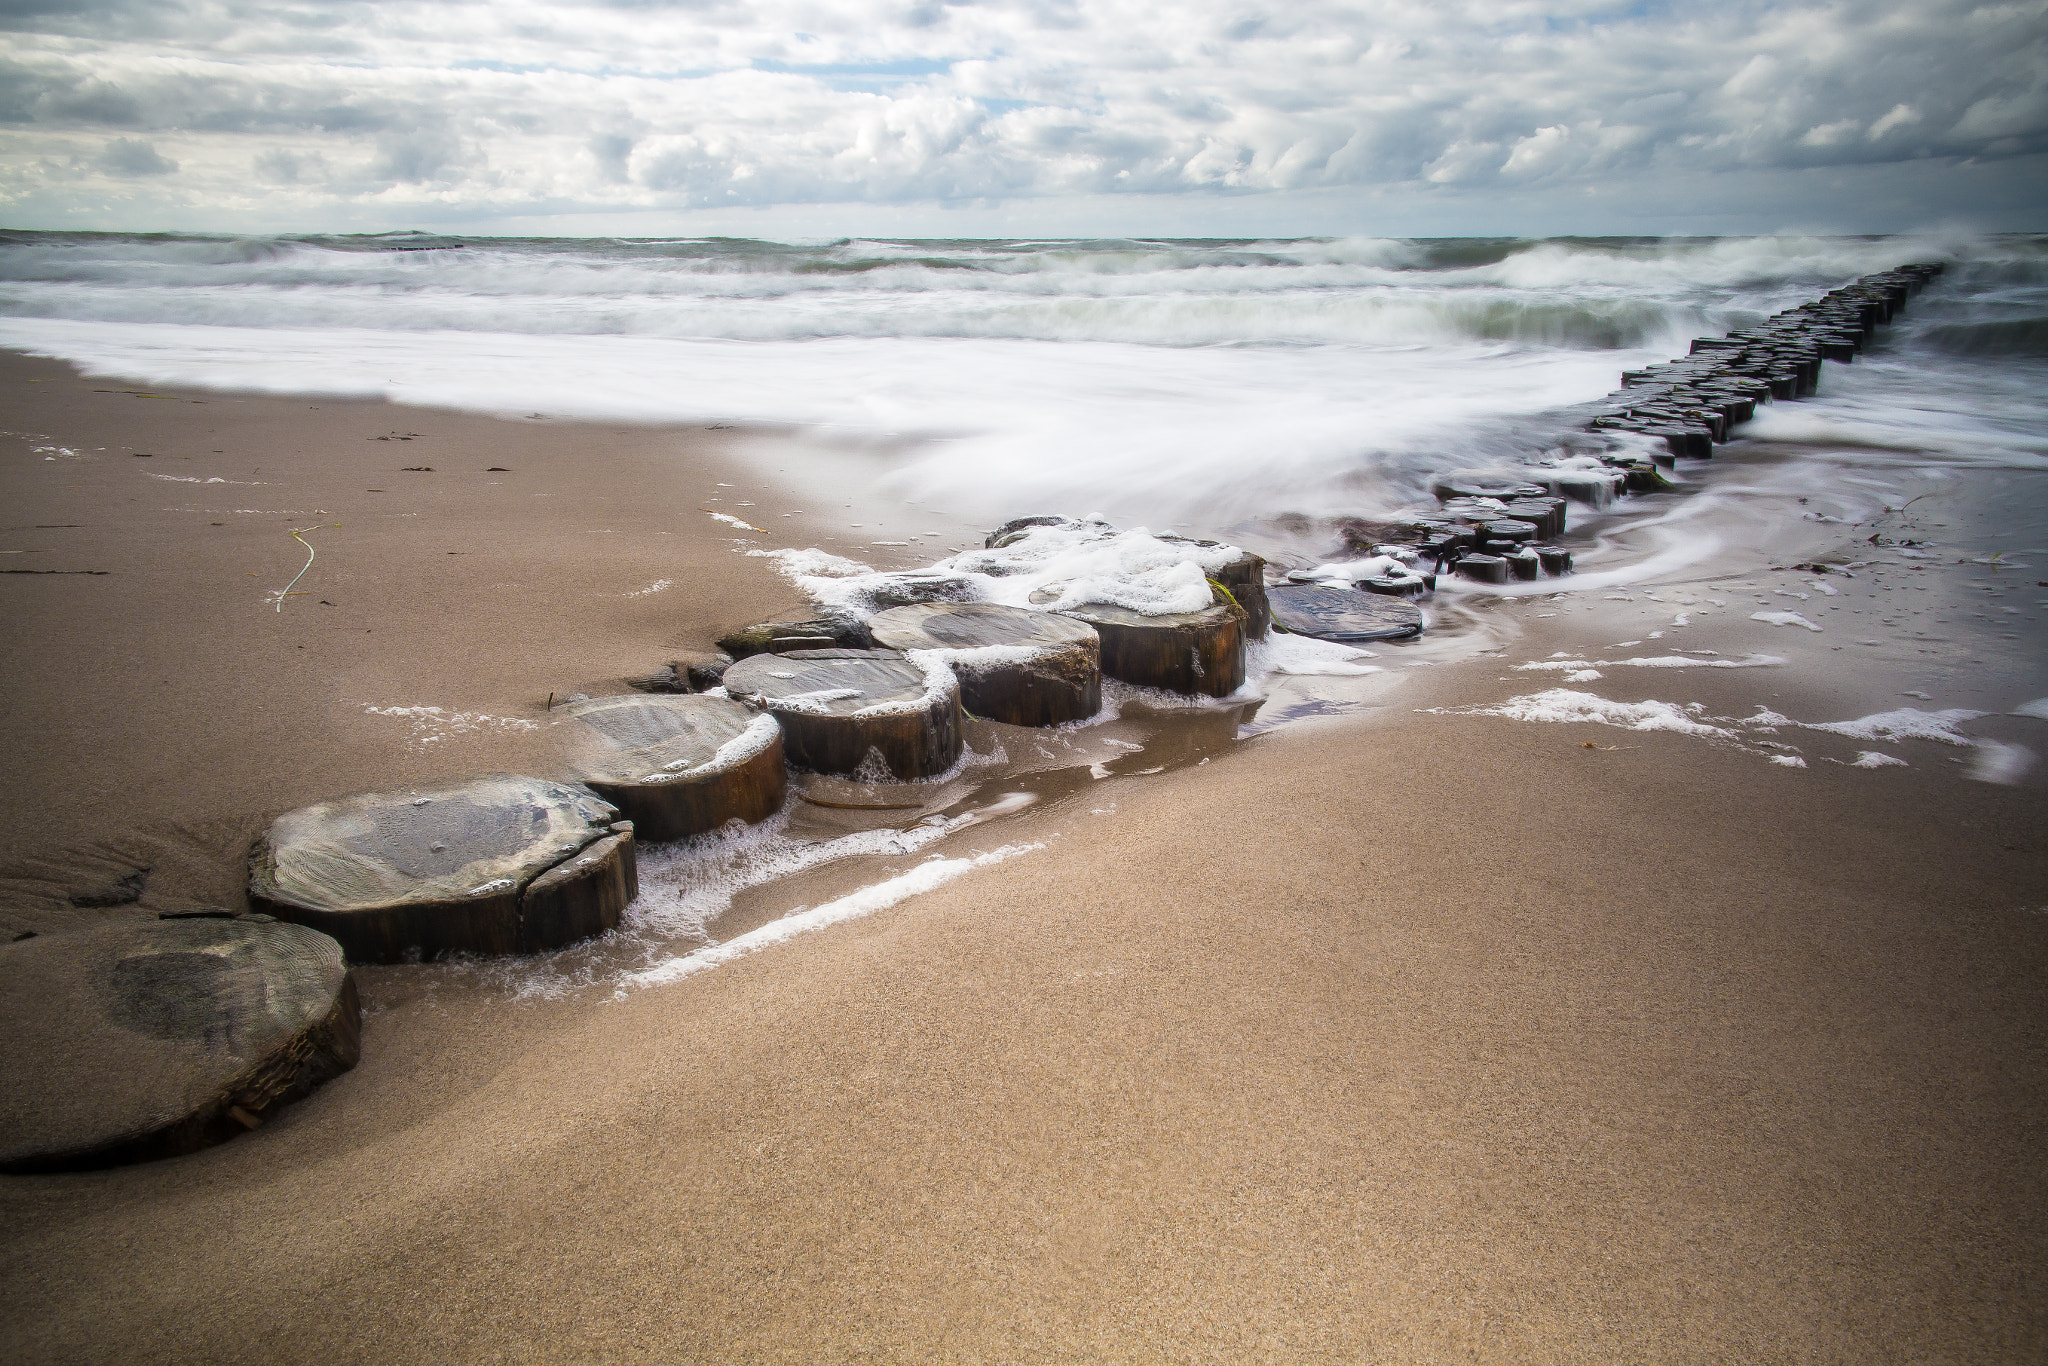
xmin=622 ymin=842 xmax=1038 ymax=990
xmin=6 ymin=231 xmax=2044 ymax=572
xmin=1968 ymin=741 xmax=2037 ymax=786
xmin=1250 ymin=633 xmax=1383 ymax=677
xmin=1443 ymin=689 xmax=1735 ymax=738
xmin=360 ymin=704 xmax=539 ymax=748
xmin=2014 ymin=698 xmax=2048 ymax=720
xmin=1751 ymin=611 xmax=1824 ymax=632
xmin=1805 ymin=707 xmax=1988 ymax=746
xmin=1849 ymin=750 xmax=1908 ymax=768
xmin=1515 ymin=653 xmax=1785 ymax=671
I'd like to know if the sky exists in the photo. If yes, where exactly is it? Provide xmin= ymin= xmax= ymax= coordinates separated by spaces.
xmin=0 ymin=0 xmax=2043 ymax=238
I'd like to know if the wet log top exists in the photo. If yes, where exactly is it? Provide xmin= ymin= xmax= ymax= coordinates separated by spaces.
xmin=0 ymin=916 xmax=358 ymax=1172
xmin=721 ymin=648 xmax=953 ymax=718
xmin=866 ymin=602 xmax=1102 ymax=728
xmin=867 ymin=601 xmax=1097 ymax=655
xmin=251 ymin=775 xmax=621 ymax=916
xmin=722 ymin=648 xmax=963 ymax=778
xmin=560 ymin=694 xmax=785 ymax=842
xmin=1268 ymin=585 xmax=1425 ymax=641
xmin=1047 ymin=600 xmax=1237 ymax=633
xmin=562 ymin=694 xmax=780 ymax=787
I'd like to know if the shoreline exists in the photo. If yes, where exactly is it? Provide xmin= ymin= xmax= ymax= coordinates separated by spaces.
xmin=2 ymin=347 xmax=2046 ymax=1360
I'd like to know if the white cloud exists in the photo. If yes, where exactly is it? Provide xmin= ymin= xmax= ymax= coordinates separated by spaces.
xmin=0 ymin=0 xmax=2041 ymax=230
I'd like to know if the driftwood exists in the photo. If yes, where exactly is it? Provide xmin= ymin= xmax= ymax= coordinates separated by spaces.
xmin=0 ymin=916 xmax=360 ymax=1172
xmin=722 ymin=648 xmax=963 ymax=779
xmin=1055 ymin=600 xmax=1247 ymax=697
xmin=867 ymin=602 xmax=1101 ymax=727
xmin=1267 ymin=585 xmax=1424 ymax=641
xmin=248 ymin=775 xmax=634 ymax=962
xmin=562 ymin=694 xmax=785 ymax=840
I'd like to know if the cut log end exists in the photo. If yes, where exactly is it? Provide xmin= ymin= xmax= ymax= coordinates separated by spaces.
xmin=867 ymin=602 xmax=1103 ymax=727
xmin=1268 ymin=584 xmax=1424 ymax=641
xmin=0 ymin=917 xmax=360 ymax=1173
xmin=723 ymin=648 xmax=963 ymax=779
xmin=563 ymin=694 xmax=786 ymax=841
xmin=248 ymin=775 xmax=629 ymax=962
xmin=1055 ymin=600 xmax=1246 ymax=697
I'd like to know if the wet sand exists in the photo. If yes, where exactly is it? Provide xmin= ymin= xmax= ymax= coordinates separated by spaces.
xmin=0 ymin=351 xmax=973 ymax=932
xmin=2 ymin=352 xmax=2045 ymax=1361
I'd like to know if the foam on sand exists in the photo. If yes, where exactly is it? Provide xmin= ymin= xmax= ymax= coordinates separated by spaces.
xmin=1515 ymin=653 xmax=1786 ymax=672
xmin=1968 ymin=741 xmax=2037 ymax=786
xmin=1250 ymin=633 xmax=1383 ymax=677
xmin=1751 ymin=611 xmax=1824 ymax=632
xmin=1438 ymin=689 xmax=1736 ymax=738
xmin=623 ymin=843 xmax=1039 ymax=990
xmin=1806 ymin=707 xmax=1988 ymax=746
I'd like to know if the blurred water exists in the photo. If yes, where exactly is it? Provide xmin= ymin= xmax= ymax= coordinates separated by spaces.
xmin=0 ymin=230 xmax=2041 ymax=532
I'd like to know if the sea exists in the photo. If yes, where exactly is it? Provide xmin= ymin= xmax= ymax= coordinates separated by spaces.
xmin=2 ymin=231 xmax=2044 ymax=572
xmin=4 ymin=229 xmax=2046 ymax=991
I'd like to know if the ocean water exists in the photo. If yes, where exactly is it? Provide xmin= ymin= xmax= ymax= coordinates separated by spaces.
xmin=2 ymin=230 xmax=2044 ymax=557
xmin=7 ymin=231 xmax=2045 ymax=991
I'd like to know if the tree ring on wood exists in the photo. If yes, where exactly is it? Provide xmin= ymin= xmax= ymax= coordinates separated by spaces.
xmin=1268 ymin=584 xmax=1424 ymax=641
xmin=867 ymin=602 xmax=1101 ymax=727
xmin=561 ymin=694 xmax=785 ymax=841
xmin=0 ymin=917 xmax=360 ymax=1172
xmin=248 ymin=775 xmax=631 ymax=962
xmin=722 ymin=648 xmax=963 ymax=779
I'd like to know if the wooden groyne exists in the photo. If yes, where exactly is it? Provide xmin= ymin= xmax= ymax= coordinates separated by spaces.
xmin=1588 ymin=262 xmax=1945 ymax=460
xmin=6 ymin=262 xmax=1951 ymax=1171
xmin=1370 ymin=262 xmax=1948 ymax=585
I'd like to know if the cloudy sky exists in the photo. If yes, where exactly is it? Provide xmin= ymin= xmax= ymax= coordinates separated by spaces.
xmin=1 ymin=0 xmax=2043 ymax=237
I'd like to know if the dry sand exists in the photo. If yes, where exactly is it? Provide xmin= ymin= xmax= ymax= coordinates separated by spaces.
xmin=2 ymin=352 xmax=2045 ymax=1362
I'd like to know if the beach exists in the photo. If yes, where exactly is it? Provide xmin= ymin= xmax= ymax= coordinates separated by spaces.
xmin=2 ymin=332 xmax=2046 ymax=1360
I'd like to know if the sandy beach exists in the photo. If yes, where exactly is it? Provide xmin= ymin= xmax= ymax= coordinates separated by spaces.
xmin=2 ymin=349 xmax=2046 ymax=1362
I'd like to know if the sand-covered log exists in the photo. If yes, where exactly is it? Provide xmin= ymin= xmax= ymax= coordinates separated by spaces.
xmin=722 ymin=648 xmax=963 ymax=779
xmin=1055 ymin=600 xmax=1246 ymax=697
xmin=0 ymin=916 xmax=360 ymax=1172
xmin=867 ymin=602 xmax=1101 ymax=727
xmin=248 ymin=776 xmax=632 ymax=962
xmin=562 ymin=694 xmax=785 ymax=840
xmin=1268 ymin=584 xmax=1424 ymax=640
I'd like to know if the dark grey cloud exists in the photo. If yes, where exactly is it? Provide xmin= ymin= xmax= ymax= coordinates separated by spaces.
xmin=98 ymin=135 xmax=175 ymax=174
